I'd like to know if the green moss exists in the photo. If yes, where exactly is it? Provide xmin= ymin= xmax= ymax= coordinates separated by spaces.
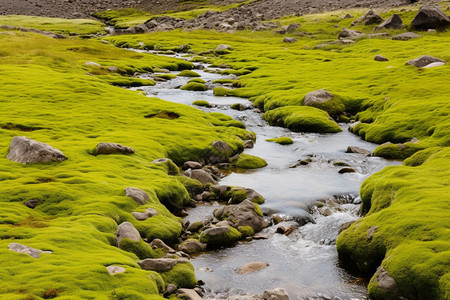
xmin=265 ymin=137 xmax=294 ymax=145
xmin=159 ymin=261 xmax=197 ymax=289
xmin=231 ymin=154 xmax=267 ymax=169
xmin=155 ymin=73 xmax=177 ymax=80
xmin=238 ymin=226 xmax=255 ymax=238
xmin=96 ymin=75 xmax=155 ymax=87
xmin=187 ymin=78 xmax=206 ymax=84
xmin=404 ymin=147 xmax=442 ymax=167
xmin=181 ymin=82 xmax=207 ymax=91
xmin=119 ymin=238 xmax=164 ymax=259
xmin=373 ymin=142 xmax=426 ymax=159
xmin=192 ymin=100 xmax=211 ymax=107
xmin=227 ymin=189 xmax=247 ymax=204
xmin=199 ymin=226 xmax=242 ymax=248
xmin=213 ymin=87 xmax=237 ymax=96
xmin=175 ymin=176 xmax=203 ymax=198
xmin=178 ymin=70 xmax=201 ymax=77
xmin=337 ymin=148 xmax=450 ymax=299
xmin=263 ymin=106 xmax=342 ymax=133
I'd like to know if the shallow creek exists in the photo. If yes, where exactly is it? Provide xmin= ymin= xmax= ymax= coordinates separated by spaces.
xmin=131 ymin=55 xmax=401 ymax=299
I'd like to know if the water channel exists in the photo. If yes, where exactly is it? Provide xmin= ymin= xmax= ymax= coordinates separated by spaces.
xmin=131 ymin=54 xmax=401 ymax=300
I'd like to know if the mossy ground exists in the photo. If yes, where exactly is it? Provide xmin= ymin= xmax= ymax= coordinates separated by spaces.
xmin=0 ymin=32 xmax=251 ymax=299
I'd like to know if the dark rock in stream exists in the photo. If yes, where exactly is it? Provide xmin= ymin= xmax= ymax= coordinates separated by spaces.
xmin=346 ymin=146 xmax=371 ymax=156
xmin=237 ymin=261 xmax=269 ymax=274
xmin=184 ymin=169 xmax=216 ymax=185
xmin=214 ymin=199 xmax=268 ymax=232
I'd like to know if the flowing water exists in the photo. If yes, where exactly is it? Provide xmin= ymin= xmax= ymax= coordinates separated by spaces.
xmin=132 ymin=55 xmax=401 ymax=299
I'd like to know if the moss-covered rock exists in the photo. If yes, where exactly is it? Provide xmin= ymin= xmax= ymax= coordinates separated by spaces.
xmin=181 ymin=82 xmax=207 ymax=91
xmin=265 ymin=137 xmax=294 ymax=145
xmin=187 ymin=78 xmax=206 ymax=84
xmin=214 ymin=87 xmax=236 ymax=96
xmin=155 ymin=73 xmax=177 ymax=80
xmin=160 ymin=261 xmax=198 ymax=288
xmin=119 ymin=238 xmax=163 ymax=259
xmin=199 ymin=226 xmax=242 ymax=248
xmin=263 ymin=106 xmax=342 ymax=133
xmin=192 ymin=100 xmax=211 ymax=107
xmin=178 ymin=70 xmax=201 ymax=77
xmin=230 ymin=153 xmax=267 ymax=169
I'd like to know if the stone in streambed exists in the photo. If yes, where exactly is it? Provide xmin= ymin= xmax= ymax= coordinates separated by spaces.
xmin=183 ymin=161 xmax=203 ymax=170
xmin=7 ymin=136 xmax=67 ymax=164
xmin=184 ymin=169 xmax=216 ymax=185
xmin=199 ymin=225 xmax=242 ymax=248
xmin=176 ymin=289 xmax=203 ymax=300
xmin=237 ymin=262 xmax=269 ymax=274
xmin=214 ymin=199 xmax=268 ymax=232
xmin=346 ymin=146 xmax=371 ymax=156
xmin=338 ymin=167 xmax=356 ymax=174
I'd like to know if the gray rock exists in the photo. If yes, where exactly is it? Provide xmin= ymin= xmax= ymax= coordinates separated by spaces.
xmin=339 ymin=221 xmax=356 ymax=233
xmin=263 ymin=288 xmax=289 ymax=300
xmin=237 ymin=262 xmax=269 ymax=274
xmin=286 ymin=23 xmax=301 ymax=33
xmin=7 ymin=136 xmax=67 ymax=164
xmin=411 ymin=5 xmax=450 ymax=30
xmin=150 ymin=238 xmax=175 ymax=253
xmin=116 ymin=222 xmax=141 ymax=247
xmin=338 ymin=28 xmax=366 ymax=40
xmin=372 ymin=267 xmax=399 ymax=296
xmin=178 ymin=239 xmax=207 ymax=254
xmin=214 ymin=199 xmax=268 ymax=232
xmin=375 ymin=14 xmax=403 ymax=30
xmin=186 ymin=169 xmax=216 ymax=185
xmin=107 ymin=66 xmax=118 ymax=72
xmin=183 ymin=161 xmax=203 ymax=170
xmin=138 ymin=258 xmax=186 ymax=272
xmin=8 ymin=243 xmax=52 ymax=258
xmin=179 ymin=44 xmax=191 ymax=52
xmin=352 ymin=9 xmax=383 ymax=26
xmin=24 ymin=199 xmax=39 ymax=209
xmin=95 ymin=142 xmax=134 ymax=155
xmin=406 ymin=55 xmax=446 ymax=68
xmin=392 ymin=32 xmax=421 ymax=41
xmin=244 ymin=140 xmax=255 ymax=149
xmin=374 ymin=55 xmax=389 ymax=62
xmin=177 ymin=289 xmax=203 ymax=300
xmin=212 ymin=140 xmax=230 ymax=152
xmin=106 ymin=265 xmax=126 ymax=275
xmin=164 ymin=284 xmax=178 ymax=296
xmin=346 ymin=146 xmax=371 ymax=156
xmin=282 ymin=37 xmax=297 ymax=43
xmin=125 ymin=187 xmax=149 ymax=205
xmin=85 ymin=61 xmax=101 ymax=68
xmin=186 ymin=221 xmax=204 ymax=232
xmin=338 ymin=167 xmax=356 ymax=174
xmin=215 ymin=44 xmax=231 ymax=52
xmin=132 ymin=208 xmax=158 ymax=221
xmin=303 ymin=89 xmax=333 ymax=106
xmin=367 ymin=226 xmax=379 ymax=241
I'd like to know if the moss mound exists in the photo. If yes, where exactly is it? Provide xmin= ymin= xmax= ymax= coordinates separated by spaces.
xmin=155 ymin=73 xmax=177 ymax=80
xmin=265 ymin=137 xmax=294 ymax=145
xmin=181 ymin=82 xmax=207 ymax=91
xmin=199 ymin=226 xmax=242 ymax=248
xmin=214 ymin=87 xmax=236 ymax=96
xmin=160 ymin=261 xmax=197 ymax=289
xmin=263 ymin=106 xmax=342 ymax=133
xmin=192 ymin=100 xmax=211 ymax=107
xmin=231 ymin=154 xmax=267 ymax=169
xmin=188 ymin=78 xmax=206 ymax=84
xmin=178 ymin=70 xmax=201 ymax=77
xmin=337 ymin=147 xmax=450 ymax=299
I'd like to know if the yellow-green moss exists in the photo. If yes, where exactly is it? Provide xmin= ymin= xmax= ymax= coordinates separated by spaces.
xmin=192 ymin=100 xmax=211 ymax=107
xmin=188 ymin=78 xmax=206 ymax=84
xmin=231 ymin=154 xmax=267 ymax=169
xmin=178 ymin=70 xmax=201 ymax=77
xmin=265 ymin=137 xmax=294 ymax=145
xmin=181 ymin=82 xmax=207 ymax=91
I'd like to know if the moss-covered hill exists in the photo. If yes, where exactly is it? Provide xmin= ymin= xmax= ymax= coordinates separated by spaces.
xmin=0 ymin=30 xmax=249 ymax=299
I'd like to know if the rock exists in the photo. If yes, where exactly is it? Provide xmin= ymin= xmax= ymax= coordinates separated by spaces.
xmin=339 ymin=221 xmax=356 ymax=233
xmin=116 ymin=222 xmax=141 ymax=247
xmin=348 ymin=121 xmax=361 ymax=133
xmin=152 ymin=158 xmax=180 ymax=175
xmin=24 ymin=199 xmax=39 ymax=209
xmin=276 ymin=225 xmax=295 ymax=236
xmin=344 ymin=14 xmax=354 ymax=19
xmin=125 ymin=187 xmax=149 ymax=205
xmin=244 ymin=140 xmax=255 ymax=148
xmin=372 ymin=267 xmax=399 ymax=296
xmin=263 ymin=288 xmax=289 ymax=300
xmin=352 ymin=9 xmax=383 ymax=26
xmin=338 ymin=167 xmax=356 ymax=174
xmin=106 ymin=265 xmax=126 ymax=275
xmin=8 ymin=243 xmax=52 ymax=258
xmin=164 ymin=284 xmax=178 ymax=296
xmin=338 ymin=28 xmax=366 ymax=40
xmin=215 ymin=44 xmax=231 ymax=52
xmin=367 ymin=226 xmax=379 ymax=241
xmin=150 ymin=238 xmax=175 ymax=253
xmin=282 ymin=37 xmax=297 ymax=43
xmin=406 ymin=55 xmax=446 ymax=68
xmin=179 ymin=44 xmax=191 ymax=52
xmin=346 ymin=146 xmax=371 ymax=156
xmin=411 ymin=5 xmax=450 ymax=30
xmin=95 ymin=142 xmax=134 ymax=155
xmin=212 ymin=140 xmax=230 ymax=152
xmin=183 ymin=161 xmax=202 ymax=170
xmin=177 ymin=289 xmax=203 ymax=300
xmin=185 ymin=169 xmax=216 ymax=185
xmin=374 ymin=55 xmax=389 ymax=62
xmin=391 ymin=32 xmax=421 ymax=41
xmin=132 ymin=208 xmax=158 ymax=221
xmin=107 ymin=66 xmax=118 ymax=72
xmin=375 ymin=14 xmax=403 ymax=30
xmin=186 ymin=221 xmax=204 ymax=232
xmin=214 ymin=199 xmax=268 ymax=232
xmin=178 ymin=239 xmax=207 ymax=254
xmin=137 ymin=258 xmax=186 ymax=272
xmin=227 ymin=187 xmax=264 ymax=205
xmin=367 ymin=33 xmax=390 ymax=38
xmin=286 ymin=23 xmax=301 ymax=33
xmin=237 ymin=262 xmax=269 ymax=274
xmin=303 ymin=89 xmax=333 ymax=106
xmin=6 ymin=136 xmax=67 ymax=164
xmin=85 ymin=61 xmax=101 ymax=68
xmin=199 ymin=225 xmax=241 ymax=247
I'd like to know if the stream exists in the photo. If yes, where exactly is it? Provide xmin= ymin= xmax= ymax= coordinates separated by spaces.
xmin=131 ymin=53 xmax=401 ymax=300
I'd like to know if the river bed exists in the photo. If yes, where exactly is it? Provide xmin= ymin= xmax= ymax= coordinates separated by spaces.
xmin=131 ymin=58 xmax=401 ymax=300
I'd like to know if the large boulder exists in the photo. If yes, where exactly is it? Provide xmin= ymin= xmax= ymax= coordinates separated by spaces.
xmin=391 ymin=32 xmax=420 ymax=41
xmin=352 ymin=9 xmax=383 ymax=26
xmin=8 ymin=243 xmax=52 ymax=258
xmin=214 ymin=199 xmax=268 ymax=232
xmin=303 ymin=89 xmax=333 ymax=106
xmin=178 ymin=239 xmax=207 ymax=254
xmin=6 ymin=136 xmax=67 ymax=164
xmin=94 ymin=142 xmax=134 ymax=155
xmin=406 ymin=55 xmax=446 ymax=68
xmin=125 ymin=187 xmax=149 ymax=205
xmin=116 ymin=222 xmax=141 ymax=247
xmin=338 ymin=28 xmax=366 ymax=40
xmin=184 ymin=169 xmax=216 ymax=185
xmin=137 ymin=258 xmax=186 ymax=272
xmin=411 ymin=5 xmax=450 ymax=30
xmin=199 ymin=225 xmax=242 ymax=248
xmin=374 ymin=14 xmax=403 ymax=30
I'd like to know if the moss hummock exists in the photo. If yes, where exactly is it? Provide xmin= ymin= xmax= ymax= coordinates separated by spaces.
xmin=265 ymin=137 xmax=294 ymax=145
xmin=231 ymin=154 xmax=267 ymax=169
xmin=188 ymin=78 xmax=206 ymax=84
xmin=192 ymin=100 xmax=211 ymax=107
xmin=181 ymin=82 xmax=207 ymax=91
xmin=178 ymin=70 xmax=201 ymax=77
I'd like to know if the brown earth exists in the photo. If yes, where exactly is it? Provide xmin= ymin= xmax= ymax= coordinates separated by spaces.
xmin=0 ymin=0 xmax=432 ymax=20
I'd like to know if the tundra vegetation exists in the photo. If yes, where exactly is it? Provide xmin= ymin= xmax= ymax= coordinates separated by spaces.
xmin=0 ymin=1 xmax=449 ymax=299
